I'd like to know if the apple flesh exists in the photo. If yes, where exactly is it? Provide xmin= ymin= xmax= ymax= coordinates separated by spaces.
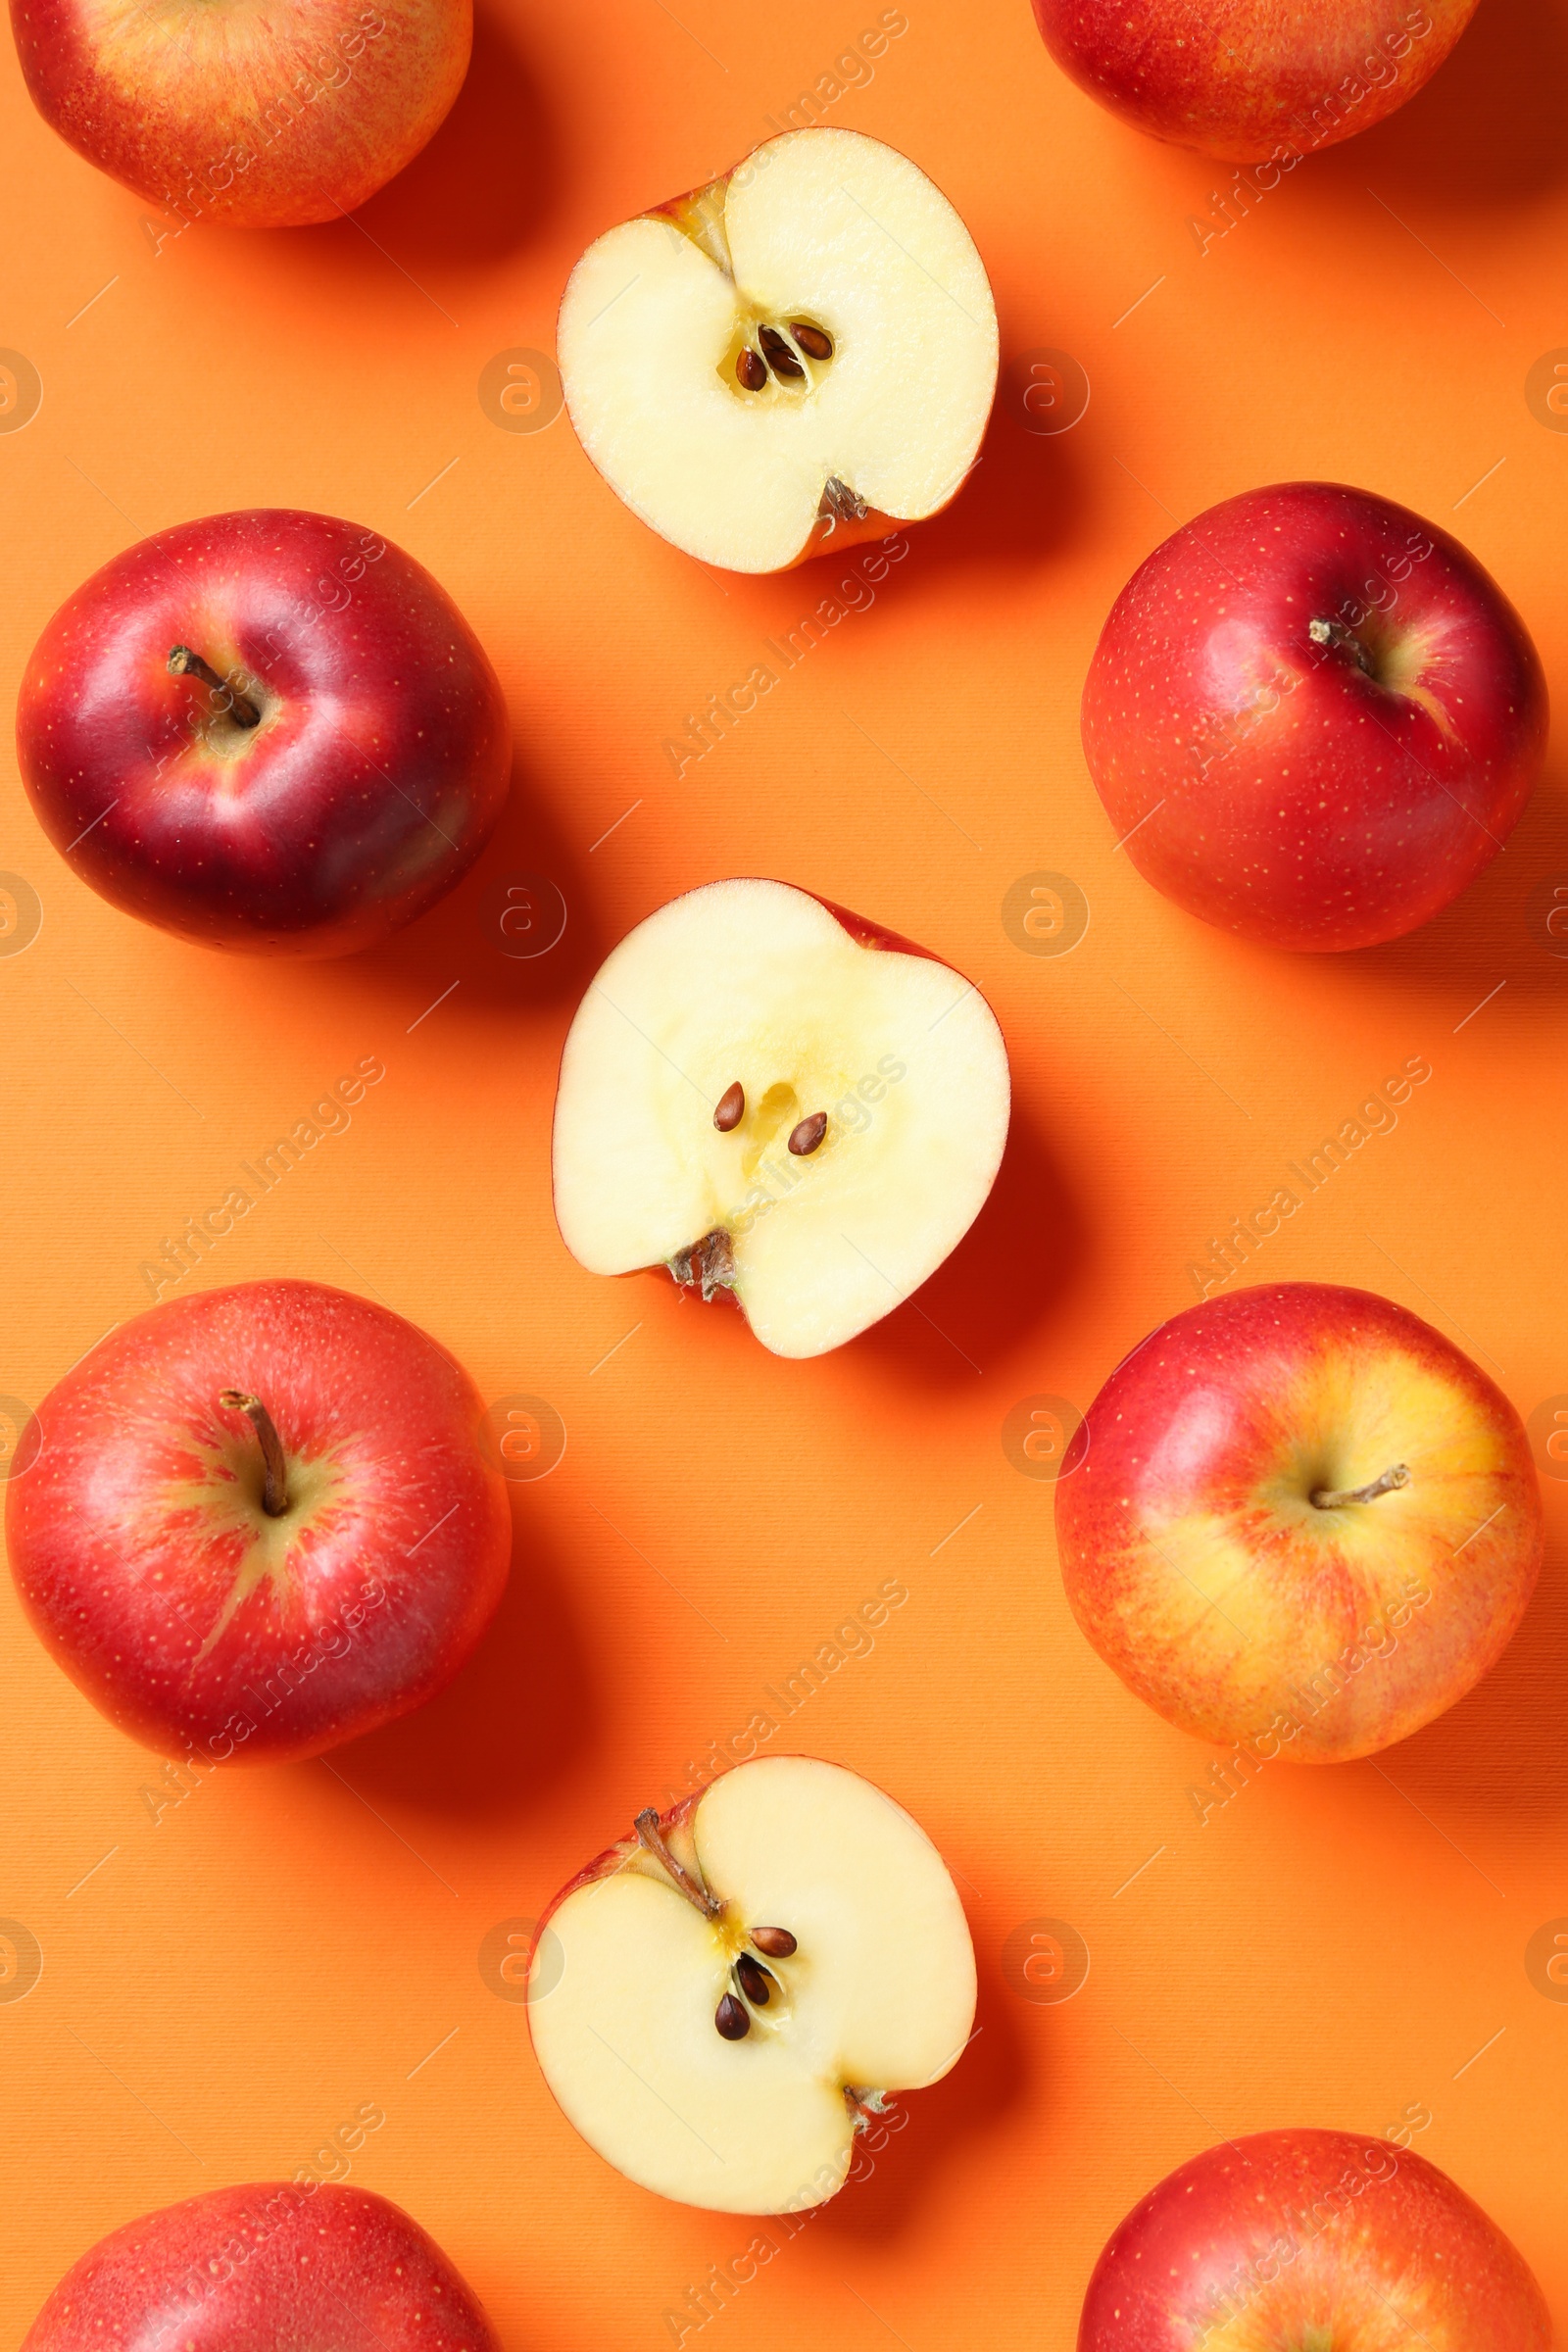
xmin=1081 ymin=482 xmax=1547 ymax=951
xmin=12 ymin=0 xmax=470 ymax=228
xmin=1055 ymin=1283 xmax=1543 ymax=1762
xmin=551 ymin=878 xmax=1010 ymax=1358
xmin=1032 ymin=0 xmax=1481 ymax=162
xmin=18 ymin=509 xmax=511 ymax=956
xmin=5 ymin=1278 xmax=512 ymax=1764
xmin=558 ymin=128 xmax=998 ymax=572
xmin=22 ymin=2180 xmax=501 ymax=2352
xmin=527 ymin=1755 xmax=976 ymax=2213
xmin=1079 ymin=2128 xmax=1548 ymax=2348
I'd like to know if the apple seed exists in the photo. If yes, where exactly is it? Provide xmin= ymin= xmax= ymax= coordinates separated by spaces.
xmin=734 ymin=1953 xmax=773 ymax=2006
xmin=714 ymin=1991 xmax=751 ymax=2040
xmin=758 ymin=325 xmax=805 ymax=381
xmin=750 ymin=1926 xmax=797 ymax=1958
xmin=791 ymin=321 xmax=833 ymax=361
xmin=713 ymin=1081 xmax=746 ymax=1132
xmin=168 ymin=646 xmax=261 ymax=730
xmin=787 ymin=1111 xmax=828 ymax=1157
xmin=735 ymin=348 xmax=768 ymax=393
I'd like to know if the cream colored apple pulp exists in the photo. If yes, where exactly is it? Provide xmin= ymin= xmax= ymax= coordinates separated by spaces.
xmin=551 ymin=879 xmax=1011 ymax=1358
xmin=528 ymin=1758 xmax=977 ymax=2213
xmin=558 ymin=128 xmax=999 ymax=572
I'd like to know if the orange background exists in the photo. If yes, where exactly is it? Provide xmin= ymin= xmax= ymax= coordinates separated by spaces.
xmin=2 ymin=0 xmax=1567 ymax=2339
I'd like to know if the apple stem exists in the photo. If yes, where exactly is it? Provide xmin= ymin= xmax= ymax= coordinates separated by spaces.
xmin=634 ymin=1808 xmax=720 ymax=1918
xmin=169 ymin=646 xmax=262 ymax=730
xmin=1307 ymin=616 xmax=1376 ymax=680
xmin=1310 ymin=1462 xmax=1410 ymax=1510
xmin=219 ymin=1390 xmax=290 ymax=1515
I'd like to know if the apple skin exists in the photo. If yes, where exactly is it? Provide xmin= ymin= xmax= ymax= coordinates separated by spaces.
xmin=11 ymin=0 xmax=469 ymax=229
xmin=1079 ymin=2129 xmax=1548 ymax=2349
xmin=21 ymin=2181 xmax=501 ymax=2352
xmin=4 ymin=1278 xmax=512 ymax=1765
xmin=1054 ymin=1283 xmax=1543 ymax=1762
xmin=17 ymin=510 xmax=511 ymax=956
xmin=1032 ymin=0 xmax=1480 ymax=163
xmin=1081 ymin=482 xmax=1546 ymax=951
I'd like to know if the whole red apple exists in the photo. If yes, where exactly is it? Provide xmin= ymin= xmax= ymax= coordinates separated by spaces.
xmin=1055 ymin=1283 xmax=1543 ymax=1762
xmin=11 ymin=0 xmax=469 ymax=229
xmin=1032 ymin=0 xmax=1480 ymax=162
xmin=1081 ymin=482 xmax=1546 ymax=951
xmin=1079 ymin=2129 xmax=1548 ymax=2349
xmin=22 ymin=2180 xmax=501 ymax=2352
xmin=17 ymin=510 xmax=510 ymax=956
xmin=5 ymin=1278 xmax=511 ymax=1764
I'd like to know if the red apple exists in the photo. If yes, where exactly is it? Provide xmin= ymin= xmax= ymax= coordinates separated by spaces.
xmin=1055 ymin=1283 xmax=1543 ymax=1762
xmin=5 ymin=1278 xmax=511 ymax=1764
xmin=11 ymin=0 xmax=469 ymax=229
xmin=1081 ymin=482 xmax=1546 ymax=951
xmin=22 ymin=2180 xmax=501 ymax=2352
xmin=1079 ymin=2129 xmax=1548 ymax=2348
xmin=1032 ymin=0 xmax=1480 ymax=162
xmin=17 ymin=510 xmax=511 ymax=956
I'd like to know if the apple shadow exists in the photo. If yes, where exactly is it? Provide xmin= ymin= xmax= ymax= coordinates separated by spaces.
xmin=853 ymin=1097 xmax=1095 ymax=1389
xmin=1373 ymin=1530 xmax=1568 ymax=1822
xmin=892 ymin=385 xmax=1090 ymax=600
xmin=330 ymin=1489 xmax=599 ymax=1821
xmin=1309 ymin=0 xmax=1568 ymax=212
xmin=813 ymin=1940 xmax=1032 ymax=2246
xmin=346 ymin=4 xmax=558 ymax=269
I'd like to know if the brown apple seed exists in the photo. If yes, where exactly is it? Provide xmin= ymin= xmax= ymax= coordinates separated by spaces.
xmin=715 ymin=1992 xmax=751 ymax=2040
xmin=713 ymin=1081 xmax=745 ymax=1132
xmin=787 ymin=1111 xmax=827 ymax=1156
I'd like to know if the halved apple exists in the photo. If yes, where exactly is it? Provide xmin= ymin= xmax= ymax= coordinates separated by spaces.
xmin=557 ymin=127 xmax=999 ymax=572
xmin=551 ymin=878 xmax=1010 ymax=1358
xmin=526 ymin=1756 xmax=976 ymax=2214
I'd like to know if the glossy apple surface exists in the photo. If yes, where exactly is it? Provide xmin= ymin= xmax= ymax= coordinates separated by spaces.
xmin=1079 ymin=2129 xmax=1548 ymax=2349
xmin=5 ymin=1279 xmax=511 ymax=1763
xmin=22 ymin=2181 xmax=501 ymax=2352
xmin=12 ymin=0 xmax=470 ymax=228
xmin=1055 ymin=1283 xmax=1543 ymax=1761
xmin=1033 ymin=0 xmax=1480 ymax=162
xmin=1081 ymin=482 xmax=1546 ymax=951
xmin=18 ymin=510 xmax=510 ymax=956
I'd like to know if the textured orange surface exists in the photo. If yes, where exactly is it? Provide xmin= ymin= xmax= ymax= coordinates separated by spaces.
xmin=1 ymin=0 xmax=1566 ymax=2342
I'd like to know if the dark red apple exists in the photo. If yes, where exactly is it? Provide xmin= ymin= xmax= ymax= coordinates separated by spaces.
xmin=17 ymin=509 xmax=511 ymax=955
xmin=22 ymin=2181 xmax=501 ymax=2352
xmin=5 ymin=1279 xmax=511 ymax=1764
xmin=1079 ymin=2129 xmax=1548 ymax=2348
xmin=1081 ymin=482 xmax=1546 ymax=951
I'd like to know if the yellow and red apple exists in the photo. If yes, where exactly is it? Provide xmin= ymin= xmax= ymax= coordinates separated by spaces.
xmin=1032 ymin=0 xmax=1481 ymax=162
xmin=1080 ymin=2129 xmax=1548 ymax=2348
xmin=11 ymin=0 xmax=470 ymax=227
xmin=1055 ymin=1283 xmax=1543 ymax=1762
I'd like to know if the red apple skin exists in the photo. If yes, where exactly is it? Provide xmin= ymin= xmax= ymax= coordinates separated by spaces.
xmin=1032 ymin=0 xmax=1480 ymax=163
xmin=12 ymin=0 xmax=469 ymax=229
xmin=1079 ymin=2129 xmax=1548 ymax=2349
xmin=22 ymin=2181 xmax=501 ymax=2352
xmin=4 ymin=1279 xmax=511 ymax=1765
xmin=1055 ymin=1284 xmax=1543 ymax=1762
xmin=1081 ymin=482 xmax=1546 ymax=951
xmin=17 ymin=510 xmax=511 ymax=956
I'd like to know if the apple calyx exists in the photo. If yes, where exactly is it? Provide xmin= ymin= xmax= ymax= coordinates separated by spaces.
xmin=1310 ymin=1461 xmax=1410 ymax=1510
xmin=168 ymin=645 xmax=261 ymax=730
xmin=219 ymin=1388 xmax=290 ymax=1516
xmin=668 ymin=1228 xmax=737 ymax=1300
xmin=1307 ymin=614 xmax=1377 ymax=681
xmin=819 ymin=477 xmax=869 ymax=529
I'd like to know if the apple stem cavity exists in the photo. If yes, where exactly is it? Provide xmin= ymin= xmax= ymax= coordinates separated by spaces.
xmin=168 ymin=646 xmax=262 ymax=730
xmin=713 ymin=1080 xmax=746 ymax=1132
xmin=1310 ymin=1462 xmax=1411 ymax=1510
xmin=714 ymin=1991 xmax=751 ymax=2040
xmin=634 ymin=1807 xmax=722 ymax=1919
xmin=750 ymin=1925 xmax=797 ymax=1958
xmin=788 ymin=1110 xmax=828 ymax=1157
xmin=1307 ymin=615 xmax=1377 ymax=681
xmin=218 ymin=1389 xmax=290 ymax=1515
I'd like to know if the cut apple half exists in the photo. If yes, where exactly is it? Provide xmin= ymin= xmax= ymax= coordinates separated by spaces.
xmin=551 ymin=878 xmax=1011 ymax=1358
xmin=526 ymin=1756 xmax=977 ymax=2213
xmin=558 ymin=127 xmax=999 ymax=572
